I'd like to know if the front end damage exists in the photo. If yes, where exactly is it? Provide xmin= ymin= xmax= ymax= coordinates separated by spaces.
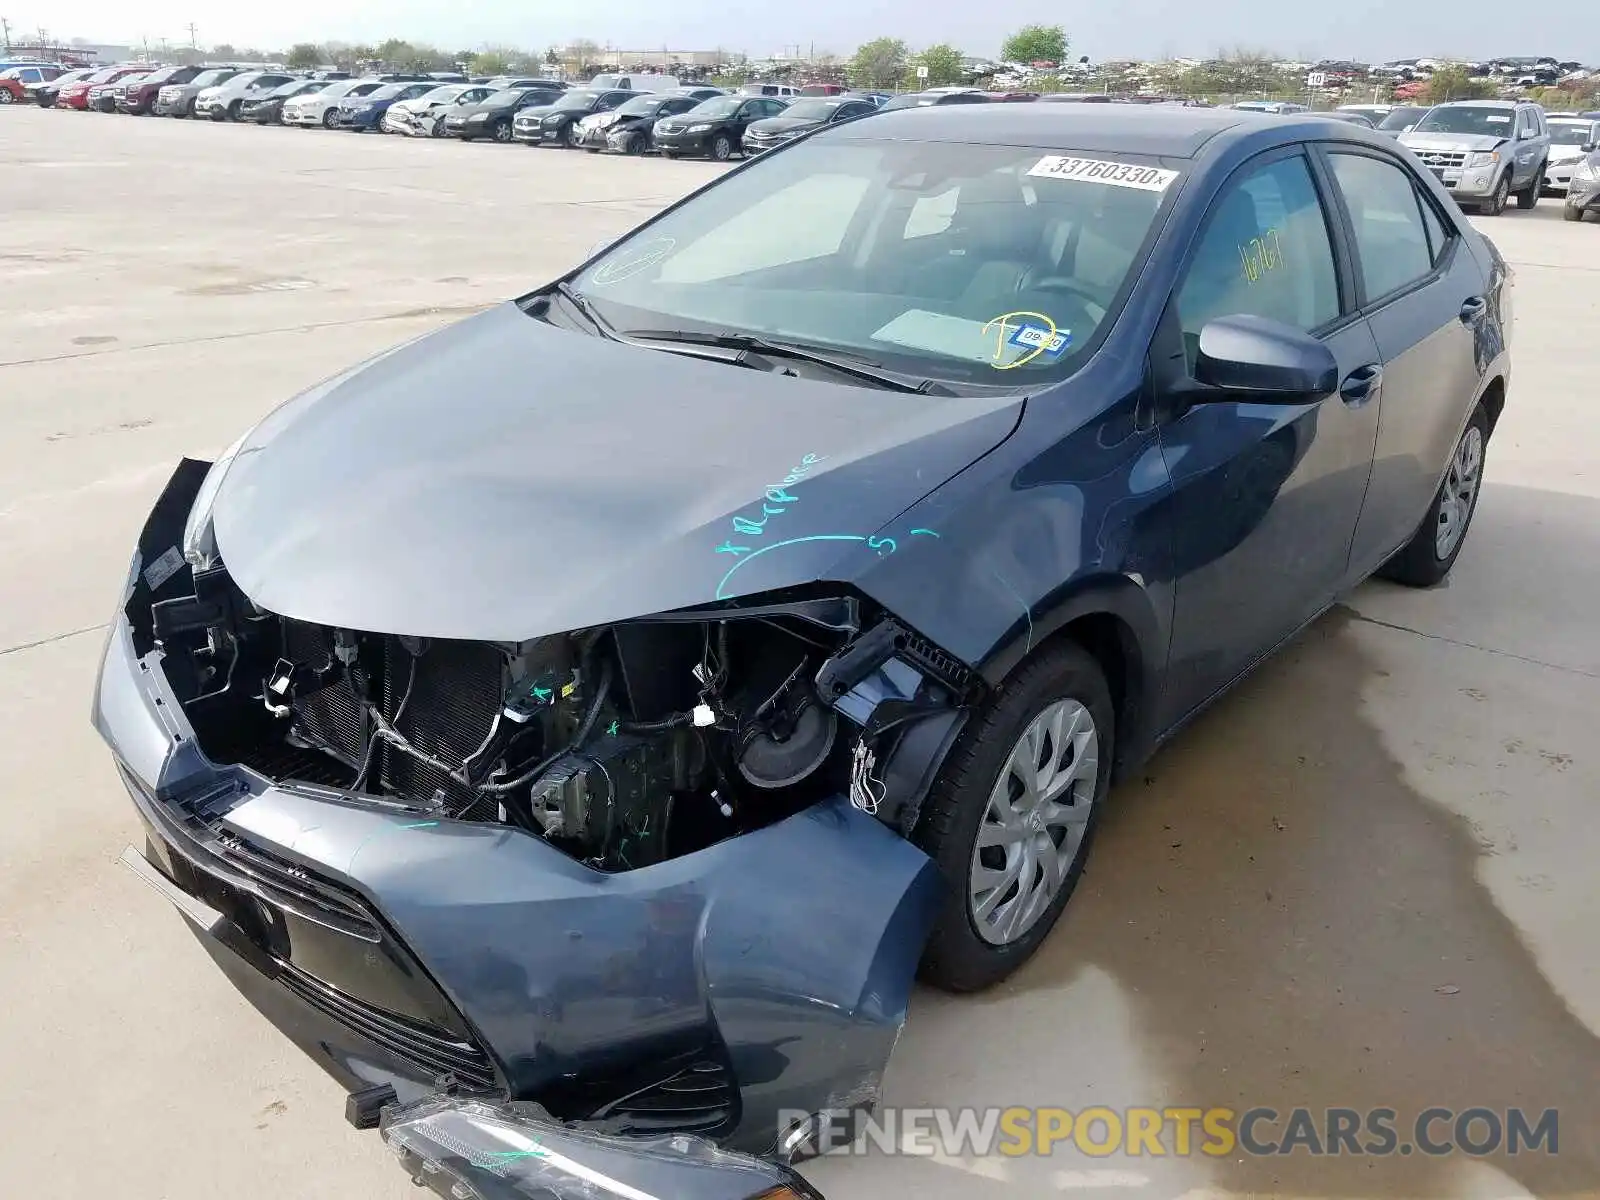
xmin=98 ymin=459 xmax=979 ymax=1156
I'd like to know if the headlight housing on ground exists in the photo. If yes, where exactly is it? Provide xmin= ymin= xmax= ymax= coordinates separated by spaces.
xmin=379 ymin=1095 xmax=824 ymax=1200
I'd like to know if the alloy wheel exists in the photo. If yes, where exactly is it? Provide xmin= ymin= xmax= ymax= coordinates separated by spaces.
xmin=968 ymin=698 xmax=1100 ymax=946
xmin=1435 ymin=424 xmax=1484 ymax=560
xmin=0 ymin=91 xmax=13 ymax=105
xmin=711 ymin=135 xmax=732 ymax=161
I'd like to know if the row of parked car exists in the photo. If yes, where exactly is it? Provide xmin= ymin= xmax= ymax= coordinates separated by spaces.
xmin=12 ymin=61 xmax=1080 ymax=159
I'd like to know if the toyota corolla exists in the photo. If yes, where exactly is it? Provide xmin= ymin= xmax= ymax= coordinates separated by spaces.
xmin=100 ymin=105 xmax=1509 ymax=1176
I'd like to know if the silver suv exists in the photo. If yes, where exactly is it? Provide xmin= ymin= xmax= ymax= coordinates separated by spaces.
xmin=1400 ymin=99 xmax=1550 ymax=214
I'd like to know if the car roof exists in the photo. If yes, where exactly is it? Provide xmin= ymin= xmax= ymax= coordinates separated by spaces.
xmin=1434 ymin=98 xmax=1522 ymax=108
xmin=834 ymin=103 xmax=1256 ymax=158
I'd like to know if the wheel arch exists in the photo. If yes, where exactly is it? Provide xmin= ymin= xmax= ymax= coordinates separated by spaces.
xmin=978 ymin=574 xmax=1166 ymax=779
xmin=1477 ymin=375 xmax=1506 ymax=438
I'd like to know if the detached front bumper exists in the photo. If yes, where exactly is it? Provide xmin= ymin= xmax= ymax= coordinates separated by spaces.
xmin=96 ymin=464 xmax=940 ymax=1156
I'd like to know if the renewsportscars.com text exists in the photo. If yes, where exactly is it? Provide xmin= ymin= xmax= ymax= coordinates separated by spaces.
xmin=780 ymin=1106 xmax=1560 ymax=1159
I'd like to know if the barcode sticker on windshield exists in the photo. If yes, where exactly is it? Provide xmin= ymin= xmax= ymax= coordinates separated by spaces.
xmin=1027 ymin=156 xmax=1180 ymax=191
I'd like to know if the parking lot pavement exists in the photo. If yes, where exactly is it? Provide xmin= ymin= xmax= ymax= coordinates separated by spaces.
xmin=3 ymin=108 xmax=1596 ymax=1199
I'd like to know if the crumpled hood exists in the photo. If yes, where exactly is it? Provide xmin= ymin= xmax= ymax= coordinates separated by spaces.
xmin=1401 ymin=132 xmax=1507 ymax=154
xmin=213 ymin=303 xmax=1024 ymax=641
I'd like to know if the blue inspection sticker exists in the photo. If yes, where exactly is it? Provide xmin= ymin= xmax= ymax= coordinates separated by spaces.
xmin=1007 ymin=321 xmax=1073 ymax=361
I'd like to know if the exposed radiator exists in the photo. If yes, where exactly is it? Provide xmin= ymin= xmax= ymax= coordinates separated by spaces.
xmin=278 ymin=622 xmax=507 ymax=811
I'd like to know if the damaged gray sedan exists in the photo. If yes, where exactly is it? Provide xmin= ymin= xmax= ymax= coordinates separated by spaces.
xmin=97 ymin=103 xmax=1507 ymax=1195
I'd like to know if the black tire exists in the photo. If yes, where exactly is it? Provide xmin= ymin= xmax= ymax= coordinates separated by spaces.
xmin=1515 ymin=164 xmax=1543 ymax=209
xmin=709 ymin=133 xmax=734 ymax=161
xmin=1563 ymin=204 xmax=1585 ymax=222
xmin=491 ymin=120 xmax=513 ymax=143
xmin=913 ymin=640 xmax=1114 ymax=993
xmin=322 ymin=108 xmax=339 ymax=129
xmin=1377 ymin=404 xmax=1490 ymax=587
xmin=1479 ymin=173 xmax=1511 ymax=216
xmin=226 ymin=100 xmax=241 ymax=122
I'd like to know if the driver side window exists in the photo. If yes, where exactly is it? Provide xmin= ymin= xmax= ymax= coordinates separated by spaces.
xmin=1176 ymin=152 xmax=1340 ymax=357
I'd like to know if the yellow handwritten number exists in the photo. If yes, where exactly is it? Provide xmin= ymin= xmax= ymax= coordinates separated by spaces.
xmin=982 ymin=311 xmax=1058 ymax=371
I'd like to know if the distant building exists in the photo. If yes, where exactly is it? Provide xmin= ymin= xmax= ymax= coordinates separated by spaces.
xmin=615 ymin=49 xmax=722 ymax=68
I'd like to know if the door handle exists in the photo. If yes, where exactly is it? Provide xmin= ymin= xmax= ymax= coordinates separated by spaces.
xmin=1339 ymin=363 xmax=1383 ymax=407
xmin=1459 ymin=296 xmax=1488 ymax=323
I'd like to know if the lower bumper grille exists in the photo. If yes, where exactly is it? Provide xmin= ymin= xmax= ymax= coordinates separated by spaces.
xmin=588 ymin=1058 xmax=738 ymax=1136
xmin=277 ymin=961 xmax=497 ymax=1089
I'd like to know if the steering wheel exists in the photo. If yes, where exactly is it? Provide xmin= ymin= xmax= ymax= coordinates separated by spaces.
xmin=1023 ymin=276 xmax=1109 ymax=323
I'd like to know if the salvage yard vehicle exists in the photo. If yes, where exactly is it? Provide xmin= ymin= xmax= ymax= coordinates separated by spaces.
xmin=382 ymin=83 xmax=492 ymax=136
xmin=1543 ymin=116 xmax=1600 ymax=195
xmin=1564 ymin=147 xmax=1600 ymax=220
xmin=241 ymin=79 xmax=332 ymax=125
xmin=1400 ymin=99 xmax=1551 ymax=214
xmin=652 ymin=93 xmax=790 ymax=159
xmin=333 ymin=81 xmax=432 ymax=131
xmin=32 ymin=66 xmax=97 ymax=107
xmin=0 ymin=64 xmax=62 ymax=104
xmin=117 ymin=64 xmax=211 ymax=114
xmin=89 ymin=71 xmax=150 ymax=112
xmin=741 ymin=94 xmax=879 ymax=154
xmin=101 ymin=104 xmax=1511 ymax=1164
xmin=444 ymin=86 xmax=564 ymax=141
xmin=194 ymin=70 xmax=297 ymax=121
xmin=512 ymin=87 xmax=634 ymax=147
xmin=281 ymin=77 xmax=381 ymax=128
xmin=154 ymin=67 xmax=243 ymax=117
xmin=576 ymin=91 xmax=701 ymax=152
xmin=59 ymin=65 xmax=143 ymax=110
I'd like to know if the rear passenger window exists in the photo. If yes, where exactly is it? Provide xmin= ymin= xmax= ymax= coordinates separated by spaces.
xmin=1177 ymin=153 xmax=1340 ymax=345
xmin=1328 ymin=153 xmax=1434 ymax=300
xmin=1417 ymin=193 xmax=1450 ymax=264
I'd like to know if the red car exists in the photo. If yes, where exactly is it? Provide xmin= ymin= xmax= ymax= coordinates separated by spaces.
xmin=56 ymin=65 xmax=142 ymax=110
xmin=0 ymin=64 xmax=64 ymax=103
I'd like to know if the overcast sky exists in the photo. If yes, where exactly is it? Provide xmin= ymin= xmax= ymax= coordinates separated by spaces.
xmin=11 ymin=0 xmax=1595 ymax=65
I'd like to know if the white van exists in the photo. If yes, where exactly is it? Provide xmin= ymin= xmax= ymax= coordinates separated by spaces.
xmin=587 ymin=73 xmax=679 ymax=93
xmin=739 ymin=82 xmax=801 ymax=98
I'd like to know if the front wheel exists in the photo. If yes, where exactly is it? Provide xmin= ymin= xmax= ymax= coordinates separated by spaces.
xmin=1377 ymin=405 xmax=1489 ymax=587
xmin=564 ymin=122 xmax=582 ymax=148
xmin=709 ymin=133 xmax=734 ymax=161
xmin=914 ymin=640 xmax=1113 ymax=992
xmin=1479 ymin=173 xmax=1511 ymax=216
xmin=1564 ymin=204 xmax=1586 ymax=222
xmin=322 ymin=108 xmax=338 ymax=129
xmin=491 ymin=120 xmax=513 ymax=143
xmin=0 ymin=91 xmax=14 ymax=105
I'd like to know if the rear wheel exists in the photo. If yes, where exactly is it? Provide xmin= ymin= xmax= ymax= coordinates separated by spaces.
xmin=914 ymin=640 xmax=1113 ymax=992
xmin=1564 ymin=204 xmax=1585 ymax=222
xmin=1377 ymin=405 xmax=1489 ymax=587
xmin=1515 ymin=164 xmax=1543 ymax=209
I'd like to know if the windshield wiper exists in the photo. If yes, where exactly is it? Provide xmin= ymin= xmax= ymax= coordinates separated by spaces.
xmin=620 ymin=328 xmax=955 ymax=395
xmin=550 ymin=281 xmax=617 ymax=339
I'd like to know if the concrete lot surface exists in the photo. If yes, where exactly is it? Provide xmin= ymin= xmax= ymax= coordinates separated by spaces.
xmin=2 ymin=109 xmax=1596 ymax=1199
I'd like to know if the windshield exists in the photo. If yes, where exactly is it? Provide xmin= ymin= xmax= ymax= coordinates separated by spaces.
xmin=564 ymin=139 xmax=1178 ymax=389
xmin=619 ymin=96 xmax=669 ymax=116
xmin=1414 ymin=105 xmax=1517 ymax=135
xmin=483 ymin=88 xmax=528 ymax=107
xmin=367 ymin=84 xmax=409 ymax=101
xmin=191 ymin=69 xmax=236 ymax=88
xmin=882 ymin=93 xmax=936 ymax=110
xmin=139 ymin=67 xmax=179 ymax=84
xmin=1550 ymin=121 xmax=1595 ymax=146
xmin=418 ymin=84 xmax=464 ymax=102
xmin=555 ymin=89 xmax=601 ymax=110
xmin=273 ymin=81 xmax=321 ymax=97
xmin=779 ymin=99 xmax=843 ymax=121
xmin=690 ymin=96 xmax=742 ymax=119
xmin=589 ymin=74 xmax=622 ymax=89
xmin=1377 ymin=106 xmax=1426 ymax=129
xmin=85 ymin=68 xmax=124 ymax=83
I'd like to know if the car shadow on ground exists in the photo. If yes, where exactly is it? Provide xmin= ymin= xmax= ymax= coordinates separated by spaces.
xmin=806 ymin=482 xmax=1599 ymax=1198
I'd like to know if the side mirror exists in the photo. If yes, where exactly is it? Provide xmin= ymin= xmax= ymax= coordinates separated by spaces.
xmin=1193 ymin=315 xmax=1339 ymax=401
xmin=1584 ymin=141 xmax=1598 ymax=153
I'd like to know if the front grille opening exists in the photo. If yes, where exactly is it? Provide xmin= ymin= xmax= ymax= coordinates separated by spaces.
xmin=539 ymin=1050 xmax=739 ymax=1138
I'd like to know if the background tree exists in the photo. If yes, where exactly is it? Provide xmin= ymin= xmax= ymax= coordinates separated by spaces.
xmin=849 ymin=37 xmax=908 ymax=90
xmin=1423 ymin=65 xmax=1498 ymax=103
xmin=470 ymin=49 xmax=514 ymax=75
xmin=1000 ymin=24 xmax=1067 ymax=66
xmin=210 ymin=42 xmax=237 ymax=60
xmin=912 ymin=44 xmax=965 ymax=87
xmin=285 ymin=42 xmax=322 ymax=70
xmin=567 ymin=39 xmax=602 ymax=73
